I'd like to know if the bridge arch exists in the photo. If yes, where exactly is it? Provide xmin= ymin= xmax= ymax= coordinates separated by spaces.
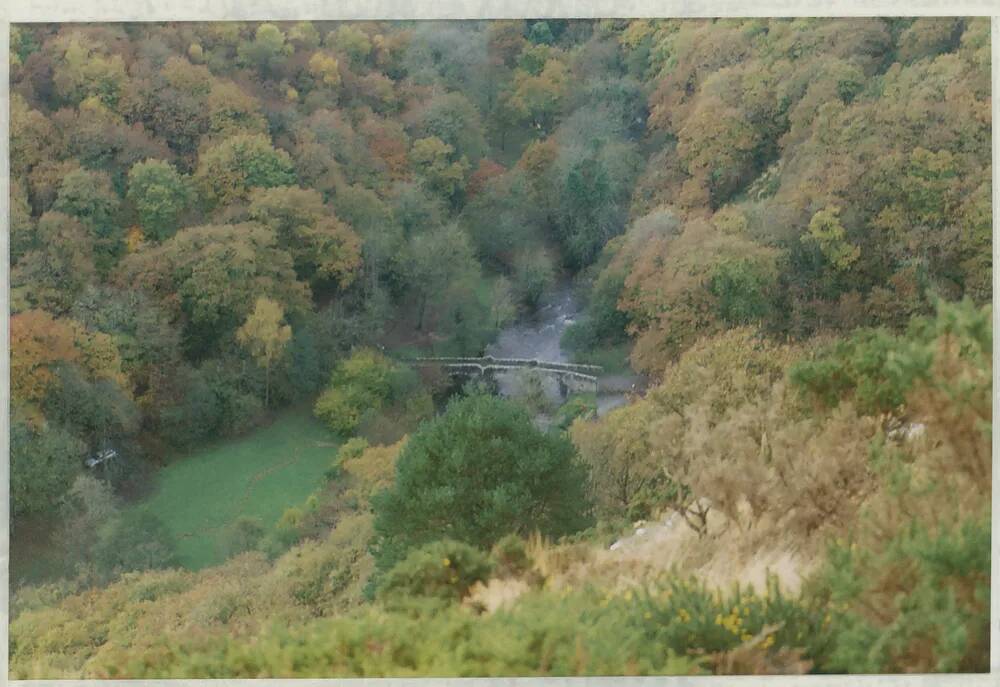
xmin=405 ymin=355 xmax=602 ymax=401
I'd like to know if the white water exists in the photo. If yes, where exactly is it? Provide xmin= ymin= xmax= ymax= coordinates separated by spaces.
xmin=486 ymin=285 xmax=577 ymax=362
xmin=485 ymin=285 xmax=633 ymax=417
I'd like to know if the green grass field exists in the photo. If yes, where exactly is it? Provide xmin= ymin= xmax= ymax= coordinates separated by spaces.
xmin=129 ymin=407 xmax=339 ymax=570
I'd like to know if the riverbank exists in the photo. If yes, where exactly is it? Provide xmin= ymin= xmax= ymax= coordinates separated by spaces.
xmin=486 ymin=284 xmax=641 ymax=418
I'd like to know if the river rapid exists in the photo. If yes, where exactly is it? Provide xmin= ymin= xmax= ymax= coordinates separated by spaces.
xmin=485 ymin=284 xmax=635 ymax=418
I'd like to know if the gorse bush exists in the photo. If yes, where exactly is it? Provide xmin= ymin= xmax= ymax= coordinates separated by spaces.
xmin=813 ymin=513 xmax=990 ymax=673
xmin=377 ymin=539 xmax=493 ymax=607
xmin=55 ymin=569 xmax=837 ymax=678
xmin=790 ymin=329 xmax=906 ymax=413
xmin=627 ymin=574 xmax=833 ymax=672
xmin=490 ymin=534 xmax=534 ymax=579
xmin=789 ymin=298 xmax=990 ymax=416
xmin=800 ymin=300 xmax=992 ymax=673
xmin=76 ymin=594 xmax=705 ymax=678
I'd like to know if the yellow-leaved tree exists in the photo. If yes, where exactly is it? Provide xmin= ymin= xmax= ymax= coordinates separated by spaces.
xmin=236 ymin=296 xmax=292 ymax=407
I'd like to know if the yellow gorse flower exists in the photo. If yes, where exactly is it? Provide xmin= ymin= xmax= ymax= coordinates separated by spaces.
xmin=717 ymin=611 xmax=742 ymax=634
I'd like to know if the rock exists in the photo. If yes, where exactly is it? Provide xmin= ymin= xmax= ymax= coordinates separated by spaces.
xmin=888 ymin=422 xmax=926 ymax=441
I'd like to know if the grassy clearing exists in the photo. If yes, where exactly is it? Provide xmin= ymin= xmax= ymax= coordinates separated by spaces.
xmin=128 ymin=407 xmax=339 ymax=570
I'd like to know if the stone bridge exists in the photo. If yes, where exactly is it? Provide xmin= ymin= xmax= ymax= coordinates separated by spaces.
xmin=406 ymin=355 xmax=602 ymax=400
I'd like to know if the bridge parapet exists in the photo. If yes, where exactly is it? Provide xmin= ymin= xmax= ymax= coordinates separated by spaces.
xmin=404 ymin=355 xmax=602 ymax=402
xmin=407 ymin=355 xmax=602 ymax=376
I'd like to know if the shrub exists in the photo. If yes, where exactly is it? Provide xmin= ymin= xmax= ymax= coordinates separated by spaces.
xmin=356 ymin=390 xmax=434 ymax=445
xmin=273 ymin=514 xmax=374 ymax=613
xmin=376 ymin=539 xmax=493 ymax=606
xmin=708 ymin=257 xmax=776 ymax=325
xmin=372 ymin=394 xmax=593 ymax=573
xmin=54 ymin=474 xmax=120 ymax=571
xmin=80 ymin=573 xmax=836 ymax=678
xmin=569 ymin=400 xmax=664 ymax=522
xmin=92 ymin=512 xmax=177 ymax=580
xmin=340 ymin=438 xmax=405 ymax=505
xmin=222 ymin=517 xmax=265 ymax=559
xmin=273 ymin=506 xmax=305 ymax=549
xmin=491 ymin=534 xmax=533 ymax=579
xmin=811 ymin=513 xmax=990 ymax=673
xmin=630 ymin=573 xmax=833 ymax=667
xmin=789 ymin=328 xmax=913 ymax=414
xmin=313 ymin=349 xmax=392 ymax=434
xmin=10 ymin=416 xmax=87 ymax=518
xmin=553 ymin=393 xmax=596 ymax=431
xmin=789 ymin=298 xmax=990 ymax=416
xmin=313 ymin=349 xmax=419 ymax=435
xmin=313 ymin=386 xmax=366 ymax=434
xmin=125 ymin=569 xmax=192 ymax=603
xmin=326 ymin=437 xmax=368 ymax=480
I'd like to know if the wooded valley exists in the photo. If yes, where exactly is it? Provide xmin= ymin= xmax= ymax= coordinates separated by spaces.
xmin=8 ymin=18 xmax=992 ymax=677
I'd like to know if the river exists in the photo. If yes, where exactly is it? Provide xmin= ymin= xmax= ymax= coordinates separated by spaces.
xmin=485 ymin=284 xmax=636 ymax=418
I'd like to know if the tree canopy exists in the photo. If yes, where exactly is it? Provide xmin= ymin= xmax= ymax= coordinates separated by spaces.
xmin=372 ymin=394 xmax=593 ymax=572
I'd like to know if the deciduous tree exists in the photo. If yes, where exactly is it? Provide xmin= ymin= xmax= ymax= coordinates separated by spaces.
xmin=194 ymin=133 xmax=296 ymax=207
xmin=126 ymin=159 xmax=191 ymax=241
xmin=236 ymin=296 xmax=293 ymax=407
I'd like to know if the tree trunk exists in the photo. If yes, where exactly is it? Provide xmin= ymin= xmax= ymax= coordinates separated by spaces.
xmin=417 ymin=293 xmax=428 ymax=331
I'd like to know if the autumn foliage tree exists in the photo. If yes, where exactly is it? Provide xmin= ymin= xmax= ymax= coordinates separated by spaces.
xmin=126 ymin=159 xmax=191 ymax=241
xmin=236 ymin=297 xmax=292 ymax=407
xmin=194 ymin=133 xmax=296 ymax=207
xmin=6 ymin=20 xmax=992 ymax=677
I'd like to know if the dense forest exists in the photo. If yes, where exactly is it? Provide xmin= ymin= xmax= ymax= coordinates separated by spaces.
xmin=8 ymin=18 xmax=992 ymax=677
